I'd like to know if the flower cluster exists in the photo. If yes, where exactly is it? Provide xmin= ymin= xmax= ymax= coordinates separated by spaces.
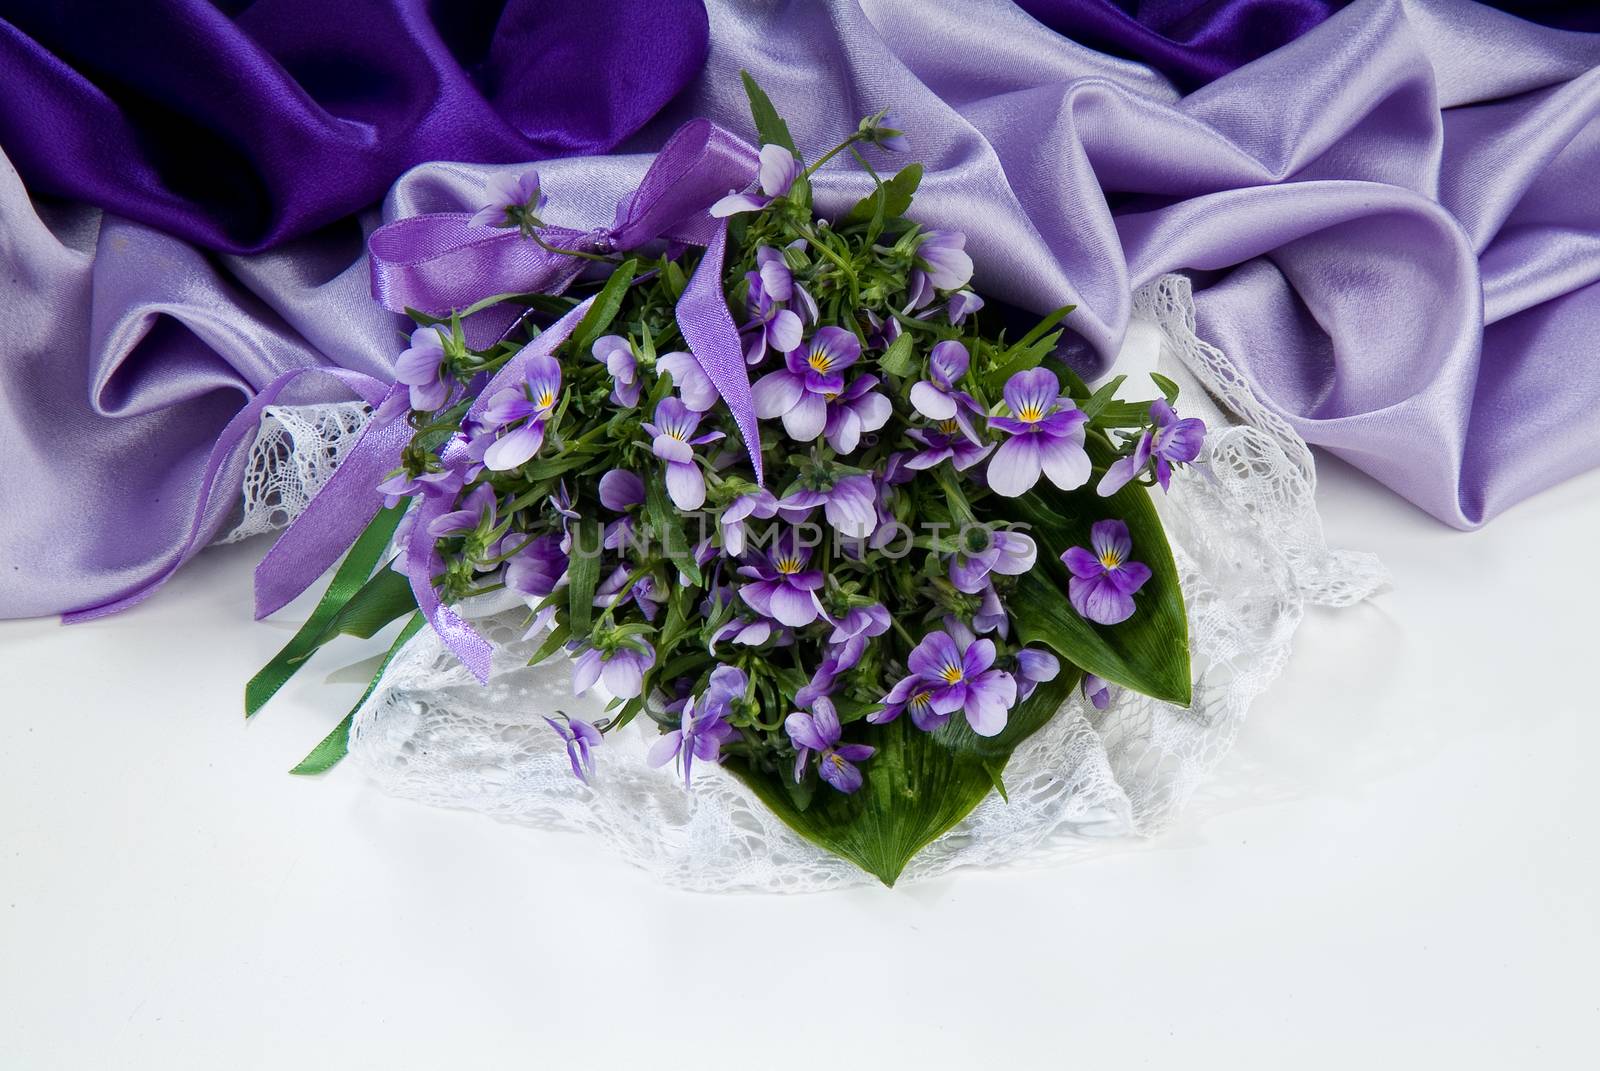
xmin=378 ymin=110 xmax=1203 ymax=803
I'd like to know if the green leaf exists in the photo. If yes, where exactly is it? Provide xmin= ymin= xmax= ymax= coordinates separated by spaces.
xmin=245 ymin=505 xmax=408 ymax=718
xmin=740 ymin=70 xmax=798 ymax=157
xmin=645 ymin=476 xmax=702 ymax=587
xmin=1001 ymin=437 xmax=1191 ymax=706
xmin=525 ymin=622 xmax=572 ymax=669
xmin=570 ymin=259 xmax=638 ymax=357
xmin=566 ymin=517 xmax=603 ymax=638
xmin=1079 ymin=374 xmax=1127 ymax=422
xmin=878 ymin=331 xmax=918 ymax=378
xmin=290 ymin=613 xmax=425 ymax=775
xmin=842 ymin=162 xmax=923 ymax=227
xmin=1150 ymin=372 xmax=1182 ymax=404
xmin=310 ymin=567 xmax=417 ymax=645
xmin=982 ymin=304 xmax=1076 ymax=395
xmin=726 ymin=685 xmax=1065 ymax=886
xmin=932 ymin=666 xmax=1080 ymax=763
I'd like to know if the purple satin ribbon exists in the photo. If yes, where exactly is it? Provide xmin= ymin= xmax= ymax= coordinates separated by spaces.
xmin=366 ymin=116 xmax=764 ymax=483
xmin=250 ymin=119 xmax=765 ymax=681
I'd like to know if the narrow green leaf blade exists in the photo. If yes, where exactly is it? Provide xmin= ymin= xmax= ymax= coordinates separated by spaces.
xmin=566 ymin=517 xmax=603 ymax=637
xmin=290 ymin=613 xmax=426 ymax=775
xmin=245 ymin=505 xmax=407 ymax=718
xmin=570 ymin=259 xmax=638 ymax=357
xmin=740 ymin=70 xmax=798 ymax=156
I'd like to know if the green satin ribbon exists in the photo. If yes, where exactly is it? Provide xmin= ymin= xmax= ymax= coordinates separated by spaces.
xmin=244 ymin=504 xmax=408 ymax=718
xmin=290 ymin=612 xmax=425 ymax=775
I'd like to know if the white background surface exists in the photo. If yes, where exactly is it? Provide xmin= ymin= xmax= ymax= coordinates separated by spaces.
xmin=3 ymin=456 xmax=1597 ymax=1069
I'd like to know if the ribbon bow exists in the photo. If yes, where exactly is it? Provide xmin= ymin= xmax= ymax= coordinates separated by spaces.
xmin=244 ymin=119 xmax=767 ymax=681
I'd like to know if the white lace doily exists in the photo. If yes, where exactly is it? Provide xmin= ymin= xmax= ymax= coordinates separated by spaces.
xmin=231 ymin=275 xmax=1387 ymax=891
xmin=220 ymin=401 xmax=371 ymax=544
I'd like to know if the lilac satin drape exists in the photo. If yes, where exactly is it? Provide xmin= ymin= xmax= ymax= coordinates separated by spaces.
xmin=2 ymin=0 xmax=1598 ymax=623
xmin=0 ymin=0 xmax=709 ymax=253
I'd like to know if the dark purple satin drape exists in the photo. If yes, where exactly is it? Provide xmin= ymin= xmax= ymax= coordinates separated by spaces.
xmin=0 ymin=0 xmax=709 ymax=253
xmin=1016 ymin=1 xmax=1600 ymax=91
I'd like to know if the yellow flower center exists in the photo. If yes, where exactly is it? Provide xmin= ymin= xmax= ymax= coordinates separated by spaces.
xmin=1099 ymin=549 xmax=1123 ymax=570
xmin=667 ymin=428 xmax=686 ymax=441
xmin=828 ymin=753 xmax=847 ymax=770
xmin=776 ymin=556 xmax=802 ymax=574
xmin=1017 ymin=403 xmax=1045 ymax=422
xmin=940 ymin=665 xmax=964 ymax=685
xmin=537 ymin=389 xmax=556 ymax=408
xmin=938 ymin=418 xmax=959 ymax=435
xmin=808 ymin=351 xmax=833 ymax=374
xmin=910 ymin=691 xmax=932 ymax=709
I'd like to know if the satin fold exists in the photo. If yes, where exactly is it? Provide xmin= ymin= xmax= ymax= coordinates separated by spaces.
xmin=0 ymin=0 xmax=709 ymax=253
xmin=3 ymin=0 xmax=1599 ymax=622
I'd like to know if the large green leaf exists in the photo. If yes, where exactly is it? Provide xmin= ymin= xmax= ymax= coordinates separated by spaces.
xmin=725 ymin=673 xmax=1074 ymax=886
xmin=1002 ymin=437 xmax=1191 ymax=706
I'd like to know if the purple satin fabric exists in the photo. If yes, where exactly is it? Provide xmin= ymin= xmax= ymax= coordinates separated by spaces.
xmin=619 ymin=0 xmax=1598 ymax=532
xmin=0 ymin=0 xmax=708 ymax=253
xmin=1017 ymin=0 xmax=1345 ymax=91
xmin=3 ymin=0 xmax=1599 ymax=623
xmin=1017 ymin=2 xmax=1600 ymax=91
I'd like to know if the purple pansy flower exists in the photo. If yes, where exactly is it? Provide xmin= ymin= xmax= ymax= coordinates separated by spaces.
xmin=986 ymin=368 xmax=1091 ymax=497
xmin=505 ymin=533 xmax=567 ymax=600
xmin=737 ymin=530 xmax=825 ymax=628
xmin=647 ymin=666 xmax=746 ymax=787
xmin=594 ymin=565 xmax=665 ymax=622
xmin=903 ymin=424 xmax=993 ymax=472
xmin=947 ymin=290 xmax=985 ymax=325
xmin=1015 ymin=648 xmax=1060 ymax=702
xmin=1061 ymin=519 xmax=1152 ymax=626
xmin=909 ymin=340 xmax=981 ymax=439
xmin=972 ymin=582 xmax=1009 ymax=638
xmin=597 ymin=468 xmax=644 ymax=550
xmin=1097 ymin=399 xmax=1208 ymax=496
xmin=872 ymin=622 xmax=1017 ymax=737
xmin=719 ymin=489 xmax=778 ymax=556
xmin=865 ymin=308 xmax=901 ymax=350
xmin=656 ymin=351 xmax=719 ymax=412
xmin=470 ymin=168 xmax=546 ymax=232
xmin=1083 ymin=673 xmax=1113 ymax=710
xmin=641 ymin=397 xmax=724 ymax=511
xmin=711 ymin=144 xmax=801 ymax=217
xmin=710 ymin=615 xmax=774 ymax=649
xmin=377 ymin=466 xmax=464 ymax=510
xmin=826 ymin=603 xmax=890 ymax=671
xmin=598 ymin=468 xmax=645 ymax=512
xmin=478 ymin=353 xmax=562 ymax=472
xmin=426 ymin=483 xmax=497 ymax=539
xmin=823 ymin=374 xmax=891 ymax=454
xmin=949 ymin=527 xmax=1037 ymax=594
xmin=787 ymin=698 xmax=875 ymax=794
xmin=755 ymin=245 xmax=793 ymax=301
xmin=543 ymin=715 xmax=601 ymax=784
xmin=752 ymin=326 xmax=862 ymax=442
xmin=916 ymin=229 xmax=974 ymax=291
xmin=740 ymin=271 xmax=804 ymax=365
xmin=592 ymin=334 xmax=640 ymax=408
xmin=776 ymin=474 xmax=877 ymax=540
xmin=571 ymin=641 xmax=655 ymax=700
xmin=793 ymin=656 xmax=842 ymax=710
xmin=393 ymin=325 xmax=452 ymax=412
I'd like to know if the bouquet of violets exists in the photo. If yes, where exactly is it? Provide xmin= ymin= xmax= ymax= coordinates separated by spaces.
xmin=247 ymin=78 xmax=1205 ymax=885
